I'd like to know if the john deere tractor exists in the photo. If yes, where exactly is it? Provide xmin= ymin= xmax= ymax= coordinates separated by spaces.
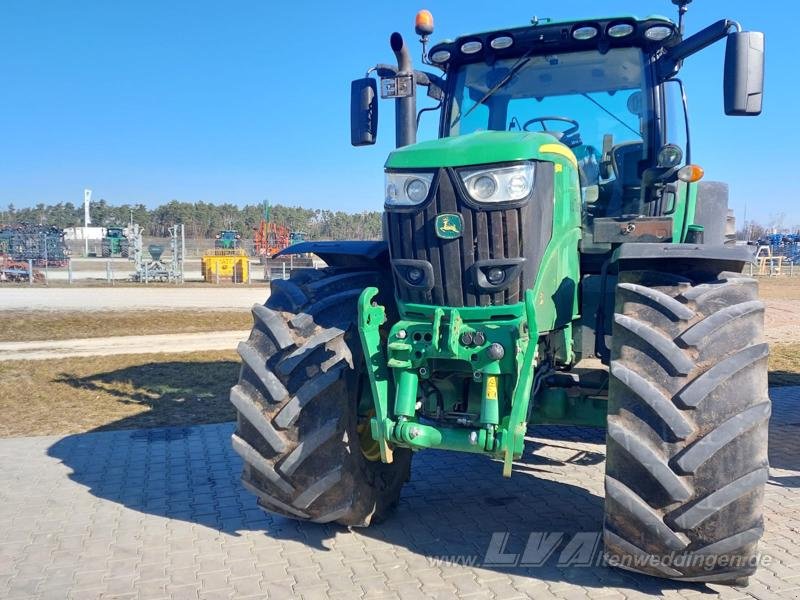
xmin=101 ymin=226 xmax=129 ymax=258
xmin=231 ymin=4 xmax=767 ymax=584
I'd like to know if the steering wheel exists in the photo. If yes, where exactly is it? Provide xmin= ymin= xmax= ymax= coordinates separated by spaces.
xmin=522 ymin=116 xmax=581 ymax=147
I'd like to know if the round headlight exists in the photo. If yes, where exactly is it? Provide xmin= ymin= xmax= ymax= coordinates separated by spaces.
xmin=431 ymin=50 xmax=451 ymax=63
xmin=460 ymin=41 xmax=483 ymax=54
xmin=472 ymin=175 xmax=497 ymax=200
xmin=406 ymin=267 xmax=424 ymax=284
xmin=657 ymin=144 xmax=683 ymax=168
xmin=645 ymin=25 xmax=673 ymax=41
xmin=490 ymin=36 xmax=513 ymax=50
xmin=572 ymin=26 xmax=598 ymax=40
xmin=486 ymin=267 xmax=505 ymax=285
xmin=507 ymin=174 xmax=529 ymax=198
xmin=405 ymin=178 xmax=429 ymax=203
xmin=608 ymin=23 xmax=634 ymax=38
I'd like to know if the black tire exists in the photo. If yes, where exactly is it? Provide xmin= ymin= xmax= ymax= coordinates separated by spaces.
xmin=231 ymin=267 xmax=412 ymax=526
xmin=101 ymin=242 xmax=110 ymax=258
xmin=604 ymin=268 xmax=769 ymax=583
xmin=120 ymin=240 xmax=129 ymax=258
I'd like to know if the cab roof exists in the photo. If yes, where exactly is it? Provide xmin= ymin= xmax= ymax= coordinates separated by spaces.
xmin=428 ymin=15 xmax=681 ymax=69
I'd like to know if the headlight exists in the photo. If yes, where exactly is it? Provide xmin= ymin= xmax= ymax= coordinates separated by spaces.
xmin=459 ymin=162 xmax=535 ymax=203
xmin=385 ymin=172 xmax=434 ymax=206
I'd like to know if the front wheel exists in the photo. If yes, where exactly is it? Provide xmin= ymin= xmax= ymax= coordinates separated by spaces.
xmin=604 ymin=268 xmax=769 ymax=583
xmin=231 ymin=267 xmax=411 ymax=526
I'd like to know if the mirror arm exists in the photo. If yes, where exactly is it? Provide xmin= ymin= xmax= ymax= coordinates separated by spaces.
xmin=657 ymin=19 xmax=741 ymax=79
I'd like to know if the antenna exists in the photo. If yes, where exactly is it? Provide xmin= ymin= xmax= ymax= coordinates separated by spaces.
xmin=671 ymin=0 xmax=693 ymax=34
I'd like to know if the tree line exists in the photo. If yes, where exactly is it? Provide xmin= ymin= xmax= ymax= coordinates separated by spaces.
xmin=0 ymin=200 xmax=383 ymax=240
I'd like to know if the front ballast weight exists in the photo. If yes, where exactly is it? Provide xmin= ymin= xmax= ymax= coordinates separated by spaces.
xmin=357 ymin=286 xmax=538 ymax=477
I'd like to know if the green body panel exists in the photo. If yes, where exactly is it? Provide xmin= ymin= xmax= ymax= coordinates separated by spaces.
xmin=671 ymin=180 xmax=698 ymax=242
xmin=386 ymin=131 xmax=571 ymax=169
xmin=529 ymin=151 xmax=582 ymax=339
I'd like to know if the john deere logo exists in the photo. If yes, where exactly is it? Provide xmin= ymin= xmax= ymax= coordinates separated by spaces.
xmin=435 ymin=213 xmax=463 ymax=239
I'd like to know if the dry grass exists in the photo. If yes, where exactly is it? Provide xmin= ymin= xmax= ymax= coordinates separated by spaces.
xmin=0 ymin=310 xmax=253 ymax=342
xmin=769 ymin=343 xmax=800 ymax=387
xmin=0 ymin=351 xmax=239 ymax=437
xmin=757 ymin=276 xmax=800 ymax=301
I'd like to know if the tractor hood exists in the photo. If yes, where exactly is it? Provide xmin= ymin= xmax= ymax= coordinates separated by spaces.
xmin=385 ymin=131 xmax=576 ymax=169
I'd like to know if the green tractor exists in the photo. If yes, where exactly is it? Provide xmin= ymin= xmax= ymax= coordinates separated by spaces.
xmin=231 ymin=4 xmax=768 ymax=584
xmin=101 ymin=226 xmax=129 ymax=258
xmin=214 ymin=229 xmax=241 ymax=250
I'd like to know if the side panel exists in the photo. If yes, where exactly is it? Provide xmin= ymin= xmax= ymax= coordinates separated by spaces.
xmin=531 ymin=158 xmax=582 ymax=333
xmin=692 ymin=181 xmax=730 ymax=245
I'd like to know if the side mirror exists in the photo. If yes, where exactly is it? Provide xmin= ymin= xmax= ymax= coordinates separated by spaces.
xmin=350 ymin=77 xmax=378 ymax=146
xmin=724 ymin=31 xmax=764 ymax=116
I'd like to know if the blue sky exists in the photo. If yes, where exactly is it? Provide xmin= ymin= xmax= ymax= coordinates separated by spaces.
xmin=1 ymin=1 xmax=795 ymax=226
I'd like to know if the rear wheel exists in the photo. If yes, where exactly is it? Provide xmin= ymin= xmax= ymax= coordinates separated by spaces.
xmin=231 ymin=268 xmax=411 ymax=525
xmin=604 ymin=268 xmax=769 ymax=583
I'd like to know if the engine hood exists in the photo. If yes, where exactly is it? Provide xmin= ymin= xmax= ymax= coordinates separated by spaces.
xmin=385 ymin=130 xmax=576 ymax=170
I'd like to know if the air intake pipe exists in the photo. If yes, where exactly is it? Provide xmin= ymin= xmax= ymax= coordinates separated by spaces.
xmin=390 ymin=32 xmax=416 ymax=147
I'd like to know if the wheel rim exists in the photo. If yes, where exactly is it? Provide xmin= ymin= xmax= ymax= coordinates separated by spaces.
xmin=357 ymin=409 xmax=382 ymax=462
xmin=355 ymin=372 xmax=383 ymax=461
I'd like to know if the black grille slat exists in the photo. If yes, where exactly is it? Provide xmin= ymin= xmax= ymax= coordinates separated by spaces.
xmin=460 ymin=207 xmax=476 ymax=306
xmin=488 ymin=211 xmax=505 ymax=305
xmin=505 ymin=209 xmax=520 ymax=303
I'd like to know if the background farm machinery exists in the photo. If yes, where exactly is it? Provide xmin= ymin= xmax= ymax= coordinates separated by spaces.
xmin=0 ymin=224 xmax=70 ymax=267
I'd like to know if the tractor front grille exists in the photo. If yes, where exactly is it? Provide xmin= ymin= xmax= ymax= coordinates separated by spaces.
xmin=385 ymin=163 xmax=554 ymax=307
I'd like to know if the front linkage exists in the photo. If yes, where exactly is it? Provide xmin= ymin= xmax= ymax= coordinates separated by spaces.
xmin=358 ymin=287 xmax=538 ymax=477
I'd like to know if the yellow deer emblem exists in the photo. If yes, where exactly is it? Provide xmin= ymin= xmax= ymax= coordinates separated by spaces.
xmin=439 ymin=216 xmax=459 ymax=234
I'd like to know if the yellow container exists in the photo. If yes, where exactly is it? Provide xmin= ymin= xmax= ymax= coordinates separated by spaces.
xmin=201 ymin=249 xmax=250 ymax=283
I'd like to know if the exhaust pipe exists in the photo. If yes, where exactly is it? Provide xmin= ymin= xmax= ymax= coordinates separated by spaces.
xmin=390 ymin=32 xmax=416 ymax=148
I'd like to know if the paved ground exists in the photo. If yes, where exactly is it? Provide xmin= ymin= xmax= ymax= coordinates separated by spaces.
xmin=0 ymin=331 xmax=250 ymax=361
xmin=0 ymin=288 xmax=268 ymax=312
xmin=0 ymin=387 xmax=798 ymax=600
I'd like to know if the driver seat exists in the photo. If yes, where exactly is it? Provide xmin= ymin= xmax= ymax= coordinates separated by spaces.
xmin=602 ymin=141 xmax=644 ymax=217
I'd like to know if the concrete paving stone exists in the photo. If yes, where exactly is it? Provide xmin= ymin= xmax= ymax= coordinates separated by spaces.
xmin=261 ymin=579 xmax=297 ymax=599
xmin=164 ymin=584 xmax=200 ymax=600
xmin=68 ymin=588 xmax=107 ymax=600
xmin=197 ymin=588 xmax=232 ymax=599
xmin=294 ymin=583 xmax=333 ymax=600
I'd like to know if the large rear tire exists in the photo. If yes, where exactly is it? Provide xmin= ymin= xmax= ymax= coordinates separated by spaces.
xmin=231 ymin=268 xmax=411 ymax=526
xmin=604 ymin=268 xmax=769 ymax=583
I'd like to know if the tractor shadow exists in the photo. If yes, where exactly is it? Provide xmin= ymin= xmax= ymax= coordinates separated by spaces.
xmin=51 ymin=358 xmax=239 ymax=431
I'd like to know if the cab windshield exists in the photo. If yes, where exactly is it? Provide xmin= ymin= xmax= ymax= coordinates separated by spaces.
xmin=447 ymin=47 xmax=649 ymax=183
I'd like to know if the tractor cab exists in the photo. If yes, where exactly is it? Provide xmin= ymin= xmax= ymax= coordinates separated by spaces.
xmin=352 ymin=12 xmax=763 ymax=252
xmin=214 ymin=229 xmax=241 ymax=250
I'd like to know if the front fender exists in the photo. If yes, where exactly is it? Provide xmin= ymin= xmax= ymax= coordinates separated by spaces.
xmin=275 ymin=240 xmax=389 ymax=269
